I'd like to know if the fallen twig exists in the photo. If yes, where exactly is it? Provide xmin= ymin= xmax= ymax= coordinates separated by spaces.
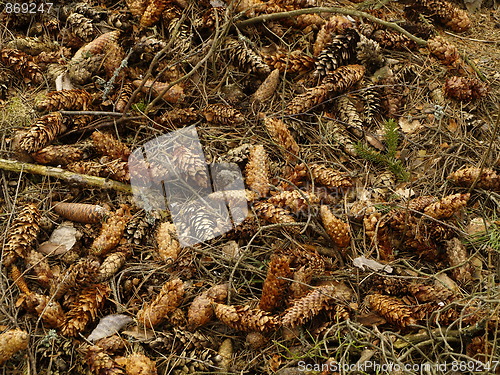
xmin=0 ymin=158 xmax=132 ymax=193
xmin=235 ymin=6 xmax=428 ymax=46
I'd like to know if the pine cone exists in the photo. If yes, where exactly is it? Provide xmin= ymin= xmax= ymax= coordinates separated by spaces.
xmin=168 ymin=18 xmax=193 ymax=54
xmin=25 ymin=250 xmax=54 ymax=290
xmin=367 ymin=294 xmax=416 ymax=328
xmin=286 ymin=64 xmax=365 ymax=115
xmin=62 ymin=283 xmax=111 ymax=336
xmin=213 ymin=303 xmax=278 ymax=332
xmin=335 ymin=96 xmax=364 ymax=137
xmin=9 ymin=264 xmax=31 ymax=295
xmin=263 ymin=116 xmax=299 ymax=161
xmin=115 ymin=83 xmax=134 ymax=112
xmin=67 ymin=159 xmax=130 ymax=183
xmin=125 ymin=212 xmax=153 ymax=245
xmin=445 ymin=237 xmax=473 ymax=284
xmin=97 ymin=250 xmax=131 ymax=282
xmin=90 ymin=205 xmax=131 ymax=257
xmin=282 ymin=284 xmax=351 ymax=327
xmin=71 ymin=30 xmax=121 ymax=63
xmin=225 ymin=38 xmax=270 ymax=75
xmin=427 ymin=36 xmax=462 ymax=68
xmin=322 ymin=119 xmax=357 ymax=156
xmin=447 ymin=167 xmax=500 ymax=191
xmin=411 ymin=0 xmax=471 ymax=32
xmin=233 ymin=0 xmax=267 ymax=16
xmin=320 ymin=205 xmax=350 ymax=248
xmin=356 ymin=35 xmax=385 ymax=73
xmin=36 ymin=89 xmax=93 ymax=112
xmin=0 ymin=329 xmax=29 ymax=365
xmin=245 ymin=145 xmax=270 ymax=197
xmin=3 ymin=203 xmax=41 ymax=267
xmin=24 ymin=293 xmax=66 ymax=328
xmin=156 ymin=222 xmax=181 ymax=263
xmin=137 ymin=278 xmax=185 ymax=328
xmin=155 ymin=107 xmax=198 ymax=128
xmin=259 ymin=254 xmax=292 ymax=312
xmin=140 ymin=0 xmax=169 ymax=27
xmin=31 ymin=145 xmax=85 ymax=166
xmin=308 ymin=163 xmax=352 ymax=189
xmin=372 ymin=29 xmax=416 ymax=50
xmin=66 ymin=13 xmax=95 ymax=41
xmin=171 ymin=145 xmax=209 ymax=188
xmin=116 ymin=353 xmax=158 ymax=375
xmin=408 ymin=195 xmax=438 ymax=212
xmin=18 ymin=112 xmax=66 ymax=153
xmin=264 ymin=51 xmax=316 ymax=74
xmin=217 ymin=143 xmax=252 ymax=165
xmin=314 ymin=29 xmax=360 ymax=77
xmin=125 ymin=0 xmax=148 ymax=17
xmin=85 ymin=345 xmax=125 ymax=375
xmin=0 ymin=48 xmax=43 ymax=83
xmin=188 ymin=284 xmax=228 ymax=330
xmin=132 ymin=79 xmax=185 ymax=103
xmin=254 ymin=201 xmax=299 ymax=233
xmin=53 ymin=202 xmax=109 ymax=224
xmin=407 ymin=282 xmax=454 ymax=303
xmin=252 ymin=68 xmax=280 ymax=103
xmin=267 ymin=190 xmax=319 ymax=215
xmin=95 ymin=335 xmax=126 ymax=353
xmin=423 ymin=193 xmax=470 ymax=219
xmin=51 ymin=257 xmax=101 ymax=300
xmin=313 ymin=16 xmax=353 ymax=56
xmin=91 ymin=131 xmax=131 ymax=161
xmin=175 ymin=202 xmax=219 ymax=244
xmin=466 ymin=336 xmax=493 ymax=362
xmin=444 ymin=76 xmax=488 ymax=101
xmin=203 ymin=103 xmax=244 ymax=125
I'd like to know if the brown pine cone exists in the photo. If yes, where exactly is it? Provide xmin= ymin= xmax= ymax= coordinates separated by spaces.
xmin=31 ymin=145 xmax=85 ymax=166
xmin=444 ymin=76 xmax=488 ymax=101
xmin=320 ymin=205 xmax=350 ymax=248
xmin=62 ymin=283 xmax=111 ymax=336
xmin=447 ymin=167 xmax=500 ymax=191
xmin=423 ymin=193 xmax=470 ymax=219
xmin=137 ymin=278 xmax=185 ymax=328
xmin=267 ymin=190 xmax=319 ymax=215
xmin=97 ymin=250 xmax=131 ymax=282
xmin=213 ymin=303 xmax=278 ymax=332
xmin=313 ymin=15 xmax=353 ymax=56
xmin=0 ymin=48 xmax=43 ymax=83
xmin=203 ymin=103 xmax=244 ymax=125
xmin=18 ymin=112 xmax=66 ymax=153
xmin=367 ymin=294 xmax=417 ymax=328
xmin=37 ymin=89 xmax=93 ymax=112
xmin=225 ymin=38 xmax=270 ymax=75
xmin=0 ymin=329 xmax=29 ymax=365
xmin=259 ymin=254 xmax=292 ymax=312
xmin=91 ymin=131 xmax=131 ymax=161
xmin=53 ymin=202 xmax=109 ymax=224
xmin=50 ymin=257 xmax=101 ymax=300
xmin=427 ymin=36 xmax=462 ymax=68
xmin=90 ymin=205 xmax=131 ymax=257
xmin=140 ymin=0 xmax=168 ymax=27
xmin=308 ymin=163 xmax=353 ymax=189
xmin=286 ymin=64 xmax=365 ymax=115
xmin=411 ymin=0 xmax=471 ymax=32
xmin=264 ymin=51 xmax=316 ymax=74
xmin=254 ymin=201 xmax=299 ymax=234
xmin=3 ymin=203 xmax=41 ymax=267
xmin=245 ymin=145 xmax=270 ymax=198
xmin=263 ymin=116 xmax=299 ymax=161
xmin=24 ymin=293 xmax=66 ymax=328
xmin=252 ymin=68 xmax=280 ymax=103
xmin=156 ymin=222 xmax=181 ymax=263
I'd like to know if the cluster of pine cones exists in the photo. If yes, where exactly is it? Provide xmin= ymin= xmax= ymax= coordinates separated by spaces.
xmin=0 ymin=0 xmax=498 ymax=373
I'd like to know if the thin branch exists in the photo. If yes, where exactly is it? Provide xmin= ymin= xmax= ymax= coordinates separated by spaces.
xmin=0 ymin=158 xmax=132 ymax=193
xmin=59 ymin=111 xmax=126 ymax=116
xmin=235 ymin=6 xmax=428 ymax=46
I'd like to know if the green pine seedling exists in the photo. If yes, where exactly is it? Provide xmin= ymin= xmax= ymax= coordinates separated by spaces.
xmin=354 ymin=119 xmax=409 ymax=181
